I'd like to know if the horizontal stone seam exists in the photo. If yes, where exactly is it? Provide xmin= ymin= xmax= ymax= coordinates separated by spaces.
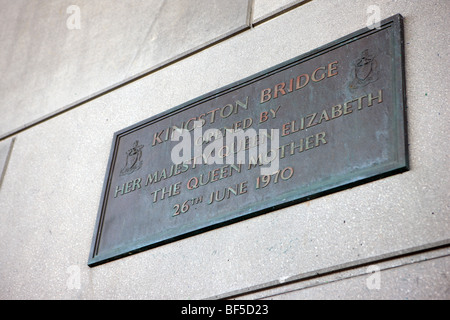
xmin=258 ymin=250 xmax=450 ymax=300
xmin=207 ymin=239 xmax=450 ymax=300
xmin=0 ymin=24 xmax=249 ymax=141
xmin=0 ymin=0 xmax=313 ymax=142
xmin=252 ymin=0 xmax=314 ymax=26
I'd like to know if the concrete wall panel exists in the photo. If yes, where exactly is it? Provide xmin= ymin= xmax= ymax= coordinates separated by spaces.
xmin=0 ymin=0 xmax=250 ymax=137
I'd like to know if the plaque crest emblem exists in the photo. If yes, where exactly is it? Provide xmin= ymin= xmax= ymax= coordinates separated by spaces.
xmin=349 ymin=49 xmax=379 ymax=90
xmin=120 ymin=140 xmax=144 ymax=176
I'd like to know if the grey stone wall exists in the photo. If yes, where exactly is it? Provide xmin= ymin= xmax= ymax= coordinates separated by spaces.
xmin=0 ymin=0 xmax=448 ymax=299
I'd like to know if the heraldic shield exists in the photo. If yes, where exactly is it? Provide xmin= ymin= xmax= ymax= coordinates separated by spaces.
xmin=120 ymin=140 xmax=144 ymax=176
xmin=350 ymin=49 xmax=379 ymax=90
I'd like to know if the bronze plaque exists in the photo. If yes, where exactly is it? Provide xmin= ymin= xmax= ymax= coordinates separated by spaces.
xmin=89 ymin=15 xmax=408 ymax=267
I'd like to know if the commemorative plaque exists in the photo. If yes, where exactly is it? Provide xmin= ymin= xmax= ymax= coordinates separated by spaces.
xmin=88 ymin=15 xmax=408 ymax=267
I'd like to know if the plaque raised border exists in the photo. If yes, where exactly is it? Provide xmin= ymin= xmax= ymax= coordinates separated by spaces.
xmin=88 ymin=14 xmax=408 ymax=267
